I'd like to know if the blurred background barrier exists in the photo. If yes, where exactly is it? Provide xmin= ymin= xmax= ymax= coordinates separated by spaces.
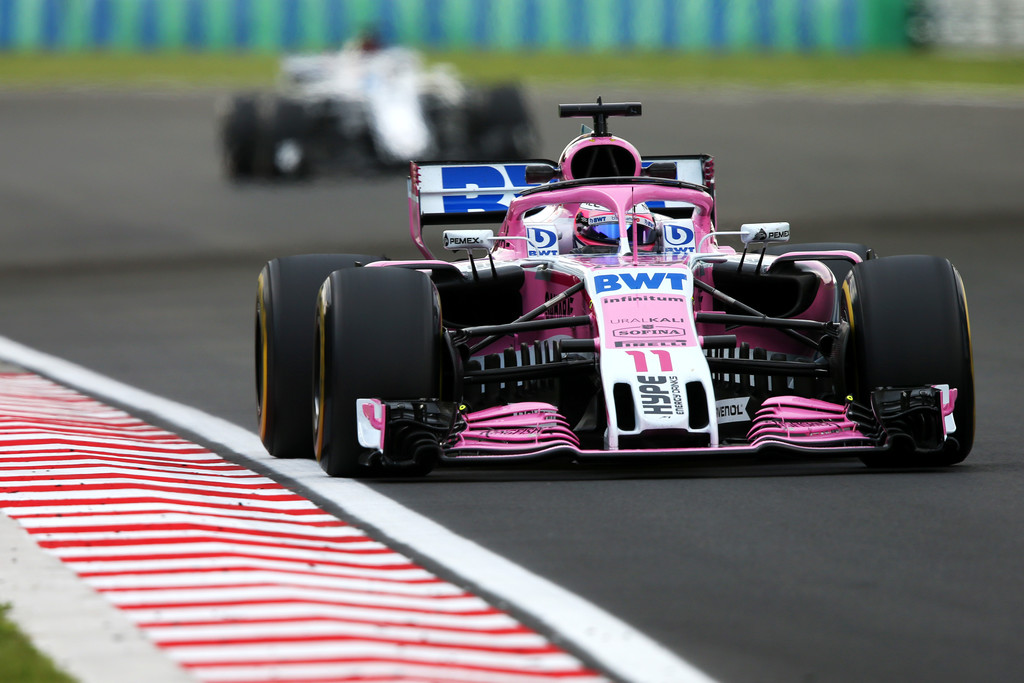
xmin=908 ymin=0 xmax=1024 ymax=49
xmin=0 ymin=0 xmax=1020 ymax=54
xmin=0 ymin=0 xmax=911 ymax=53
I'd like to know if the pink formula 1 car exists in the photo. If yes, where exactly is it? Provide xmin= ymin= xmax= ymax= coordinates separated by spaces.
xmin=255 ymin=100 xmax=974 ymax=477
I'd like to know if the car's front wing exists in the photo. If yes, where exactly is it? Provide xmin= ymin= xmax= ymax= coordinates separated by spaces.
xmin=354 ymin=385 xmax=959 ymax=467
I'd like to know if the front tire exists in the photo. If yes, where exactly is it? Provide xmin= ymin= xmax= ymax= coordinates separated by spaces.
xmin=842 ymin=255 xmax=974 ymax=466
xmin=220 ymin=94 xmax=259 ymax=180
xmin=314 ymin=267 xmax=442 ymax=478
xmin=256 ymin=254 xmax=380 ymax=458
xmin=256 ymin=98 xmax=311 ymax=179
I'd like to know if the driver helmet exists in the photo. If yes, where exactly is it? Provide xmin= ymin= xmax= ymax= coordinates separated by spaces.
xmin=574 ymin=203 xmax=658 ymax=251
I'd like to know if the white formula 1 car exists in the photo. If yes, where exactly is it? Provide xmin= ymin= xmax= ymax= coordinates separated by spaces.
xmin=219 ymin=45 xmax=535 ymax=180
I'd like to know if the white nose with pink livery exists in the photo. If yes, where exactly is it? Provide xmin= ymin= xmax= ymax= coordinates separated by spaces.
xmin=257 ymin=97 xmax=974 ymax=479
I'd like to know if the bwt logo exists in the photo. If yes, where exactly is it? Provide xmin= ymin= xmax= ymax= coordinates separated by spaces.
xmin=528 ymin=227 xmax=558 ymax=255
xmin=440 ymin=165 xmax=531 ymax=213
xmin=594 ymin=272 xmax=688 ymax=294
xmin=663 ymin=223 xmax=695 ymax=255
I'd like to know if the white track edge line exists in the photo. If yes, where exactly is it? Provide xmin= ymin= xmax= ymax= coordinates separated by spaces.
xmin=0 ymin=335 xmax=717 ymax=683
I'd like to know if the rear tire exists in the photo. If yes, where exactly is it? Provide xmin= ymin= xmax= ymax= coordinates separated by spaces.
xmin=256 ymin=254 xmax=381 ymax=458
xmin=471 ymin=85 xmax=535 ymax=159
xmin=842 ymin=255 xmax=974 ymax=466
xmin=314 ymin=267 xmax=441 ymax=478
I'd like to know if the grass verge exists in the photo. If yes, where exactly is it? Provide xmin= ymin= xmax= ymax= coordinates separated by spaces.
xmin=0 ymin=50 xmax=1022 ymax=91
xmin=442 ymin=50 xmax=1024 ymax=90
xmin=0 ymin=604 xmax=75 ymax=683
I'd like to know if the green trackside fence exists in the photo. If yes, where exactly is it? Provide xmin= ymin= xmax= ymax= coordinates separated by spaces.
xmin=0 ymin=0 xmax=913 ymax=54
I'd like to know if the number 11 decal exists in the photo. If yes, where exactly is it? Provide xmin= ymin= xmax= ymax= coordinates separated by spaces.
xmin=625 ymin=350 xmax=673 ymax=372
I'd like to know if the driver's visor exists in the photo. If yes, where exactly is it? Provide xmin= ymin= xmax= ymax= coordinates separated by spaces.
xmin=582 ymin=212 xmax=657 ymax=245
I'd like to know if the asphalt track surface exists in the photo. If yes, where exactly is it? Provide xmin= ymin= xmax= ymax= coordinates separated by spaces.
xmin=1 ymin=85 xmax=1023 ymax=683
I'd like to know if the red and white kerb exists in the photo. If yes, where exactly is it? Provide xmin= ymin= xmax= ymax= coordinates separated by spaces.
xmin=0 ymin=372 xmax=606 ymax=683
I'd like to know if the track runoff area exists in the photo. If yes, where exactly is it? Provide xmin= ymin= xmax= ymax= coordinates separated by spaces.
xmin=0 ymin=335 xmax=715 ymax=683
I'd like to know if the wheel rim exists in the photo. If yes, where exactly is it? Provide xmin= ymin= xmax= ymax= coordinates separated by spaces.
xmin=312 ymin=283 xmax=330 ymax=462
xmin=256 ymin=272 xmax=270 ymax=441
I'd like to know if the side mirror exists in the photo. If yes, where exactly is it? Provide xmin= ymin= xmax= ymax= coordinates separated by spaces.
xmin=740 ymin=222 xmax=790 ymax=245
xmin=442 ymin=230 xmax=495 ymax=252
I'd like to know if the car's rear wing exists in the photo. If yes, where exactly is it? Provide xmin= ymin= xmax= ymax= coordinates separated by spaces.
xmin=408 ymin=155 xmax=713 ymax=258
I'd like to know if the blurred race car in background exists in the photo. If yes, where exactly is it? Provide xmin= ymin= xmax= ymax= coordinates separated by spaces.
xmin=255 ymin=99 xmax=974 ymax=478
xmin=218 ymin=44 xmax=536 ymax=180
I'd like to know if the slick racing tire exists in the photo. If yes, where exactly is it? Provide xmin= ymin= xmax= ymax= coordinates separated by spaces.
xmin=842 ymin=255 xmax=974 ymax=467
xmin=256 ymin=254 xmax=381 ymax=459
xmin=473 ymin=85 xmax=536 ymax=159
xmin=767 ymin=242 xmax=873 ymax=285
xmin=220 ymin=94 xmax=259 ymax=180
xmin=256 ymin=98 xmax=311 ymax=179
xmin=314 ymin=267 xmax=442 ymax=478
